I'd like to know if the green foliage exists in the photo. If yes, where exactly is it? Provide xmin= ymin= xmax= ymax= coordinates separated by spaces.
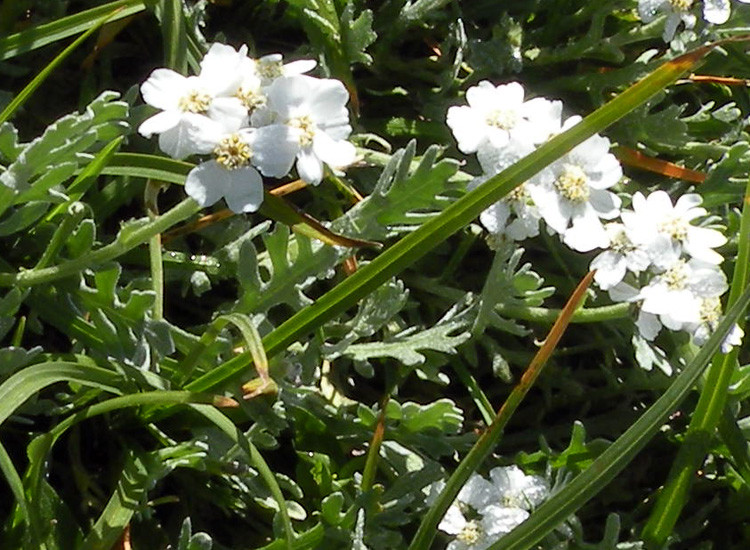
xmin=2 ymin=2 xmax=750 ymax=550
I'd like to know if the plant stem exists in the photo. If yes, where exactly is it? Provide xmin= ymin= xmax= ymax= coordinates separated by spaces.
xmin=0 ymin=198 xmax=200 ymax=288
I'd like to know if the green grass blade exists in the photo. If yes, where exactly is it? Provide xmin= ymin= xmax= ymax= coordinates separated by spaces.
xmin=0 ymin=0 xmax=145 ymax=61
xmin=159 ymin=0 xmax=188 ymax=73
xmin=0 ymin=11 xmax=115 ymax=125
xmin=0 ymin=439 xmax=36 ymax=545
xmin=43 ymin=136 xmax=124 ymax=221
xmin=103 ymin=152 xmax=193 ymax=183
xmin=490 ymin=286 xmax=750 ymax=550
xmin=192 ymin=405 xmax=295 ymax=550
xmin=0 ymin=362 xmax=124 ymax=427
xmin=641 ymin=178 xmax=750 ymax=546
xmin=185 ymin=43 xmax=715 ymax=394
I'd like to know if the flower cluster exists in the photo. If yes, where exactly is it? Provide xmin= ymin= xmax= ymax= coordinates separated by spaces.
xmin=447 ymin=80 xmax=740 ymax=363
xmin=429 ymin=466 xmax=549 ymax=550
xmin=447 ymin=81 xmax=622 ymax=253
xmin=638 ymin=0 xmax=750 ymax=42
xmin=138 ymin=43 xmax=356 ymax=213
xmin=592 ymin=191 xmax=742 ymax=353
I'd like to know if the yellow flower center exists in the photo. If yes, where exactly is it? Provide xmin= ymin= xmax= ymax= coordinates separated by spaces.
xmin=486 ymin=108 xmax=518 ymax=130
xmin=214 ymin=134 xmax=252 ymax=170
xmin=555 ymin=164 xmax=590 ymax=203
xmin=457 ymin=521 xmax=482 ymax=544
xmin=663 ymin=260 xmax=689 ymax=290
xmin=257 ymin=59 xmax=284 ymax=80
xmin=507 ymin=183 xmax=529 ymax=203
xmin=178 ymin=89 xmax=211 ymax=114
xmin=237 ymin=86 xmax=266 ymax=112
xmin=607 ymin=224 xmax=636 ymax=255
xmin=658 ymin=215 xmax=688 ymax=242
xmin=699 ymin=296 xmax=722 ymax=327
xmin=289 ymin=115 xmax=316 ymax=146
xmin=669 ymin=0 xmax=693 ymax=11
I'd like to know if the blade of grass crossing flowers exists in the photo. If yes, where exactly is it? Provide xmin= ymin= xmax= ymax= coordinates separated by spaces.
xmin=641 ymin=179 xmax=750 ymax=547
xmin=185 ymin=42 xmax=720 ymax=395
xmin=407 ymin=271 xmax=595 ymax=550
xmin=0 ymin=0 xmax=145 ymax=61
xmin=487 ymin=286 xmax=750 ymax=550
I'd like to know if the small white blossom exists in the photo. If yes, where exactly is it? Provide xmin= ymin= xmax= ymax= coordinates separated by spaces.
xmin=138 ymin=43 xmax=248 ymax=159
xmin=183 ymin=118 xmax=297 ymax=213
xmin=529 ymin=116 xmax=622 ymax=252
xmin=471 ymin=141 xmax=542 ymax=244
xmin=638 ymin=258 xmax=728 ymax=333
xmin=623 ymin=191 xmax=727 ymax=267
xmin=684 ymin=296 xmax=745 ymax=352
xmin=638 ymin=0 xmax=697 ymax=42
xmin=446 ymin=81 xmax=562 ymax=154
xmin=263 ymin=75 xmax=356 ymax=185
xmin=590 ymin=223 xmax=652 ymax=290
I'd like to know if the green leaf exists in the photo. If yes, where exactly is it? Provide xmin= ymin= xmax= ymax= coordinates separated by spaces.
xmin=0 ymin=202 xmax=49 ymax=236
xmin=341 ymin=4 xmax=377 ymax=66
xmin=80 ymin=443 xmax=209 ymax=550
xmin=0 ymin=92 xmax=129 ymax=198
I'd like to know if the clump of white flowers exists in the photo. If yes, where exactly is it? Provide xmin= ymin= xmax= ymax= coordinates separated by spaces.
xmin=594 ymin=190 xmax=742 ymax=354
xmin=638 ymin=0 xmax=750 ymax=42
xmin=138 ymin=43 xmax=356 ymax=213
xmin=447 ymin=79 xmax=740 ymax=364
xmin=428 ymin=466 xmax=549 ymax=550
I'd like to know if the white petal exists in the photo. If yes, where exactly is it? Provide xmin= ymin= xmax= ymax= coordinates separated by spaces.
xmin=284 ymin=59 xmax=317 ymax=76
xmin=138 ymin=110 xmax=181 ymax=137
xmin=447 ymin=105 xmax=487 ymax=153
xmin=312 ymin=131 xmax=356 ymax=168
xmin=480 ymin=504 xmax=529 ymax=536
xmin=141 ymin=68 xmax=187 ymax=110
xmin=207 ymin=97 xmax=249 ymax=132
xmin=297 ymin=147 xmax=324 ymax=185
xmin=703 ymin=0 xmax=730 ymax=24
xmin=199 ymin=43 xmax=247 ymax=95
xmin=224 ymin=166 xmax=265 ymax=213
xmin=185 ymin=160 xmax=230 ymax=207
xmin=637 ymin=310 xmax=662 ymax=340
xmin=591 ymin=252 xmax=627 ymax=290
xmin=251 ymin=124 xmax=299 ymax=178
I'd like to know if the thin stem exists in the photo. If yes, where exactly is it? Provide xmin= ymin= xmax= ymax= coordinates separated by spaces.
xmin=145 ymin=181 xmax=165 ymax=322
xmin=0 ymin=198 xmax=199 ymax=288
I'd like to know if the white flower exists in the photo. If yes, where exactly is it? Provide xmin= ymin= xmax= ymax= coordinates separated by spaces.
xmin=703 ymin=0 xmax=750 ymax=24
xmin=638 ymin=0 xmax=697 ymax=41
xmin=471 ymin=141 xmax=542 ymax=244
xmin=235 ymin=53 xmax=317 ymax=120
xmin=488 ymin=466 xmax=549 ymax=512
xmin=529 ymin=116 xmax=622 ymax=252
xmin=138 ymin=43 xmax=248 ymax=159
xmin=255 ymin=53 xmax=317 ymax=85
xmin=623 ymin=191 xmax=727 ymax=267
xmin=446 ymin=81 xmax=562 ymax=154
xmin=591 ymin=223 xmax=652 ymax=290
xmin=684 ymin=296 xmax=745 ymax=352
xmin=183 ymin=118 xmax=298 ymax=213
xmin=638 ymin=258 xmax=728 ymax=332
xmin=264 ymin=75 xmax=356 ymax=185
